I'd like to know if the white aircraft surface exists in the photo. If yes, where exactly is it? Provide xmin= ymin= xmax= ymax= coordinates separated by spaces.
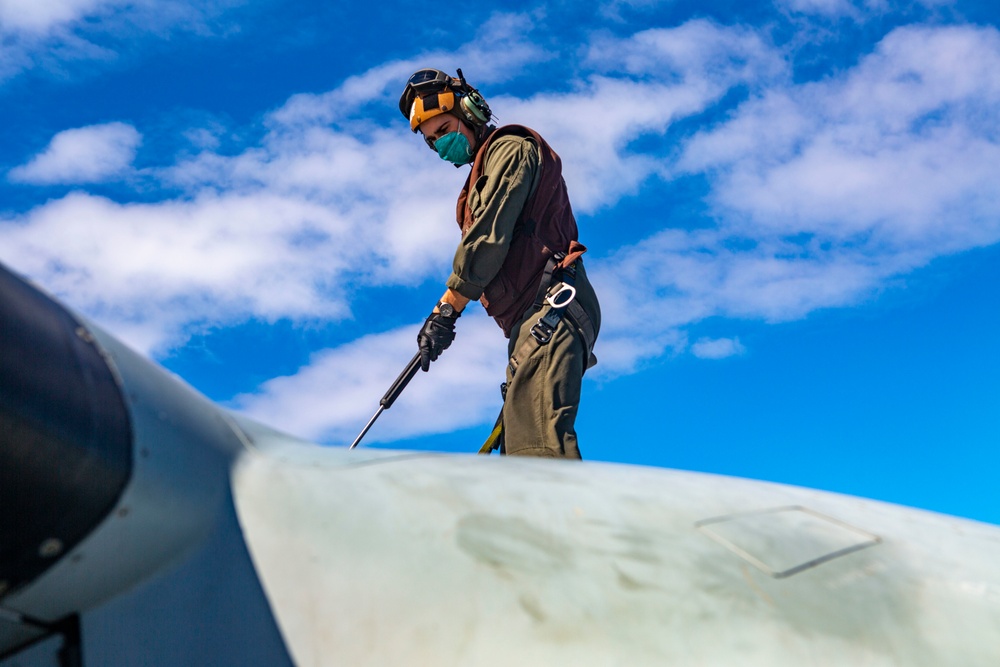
xmin=1 ymin=261 xmax=999 ymax=666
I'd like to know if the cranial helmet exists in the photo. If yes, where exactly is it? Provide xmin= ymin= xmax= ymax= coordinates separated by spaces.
xmin=398 ymin=68 xmax=492 ymax=132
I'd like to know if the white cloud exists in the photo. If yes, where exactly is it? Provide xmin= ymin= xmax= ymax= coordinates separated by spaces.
xmin=600 ymin=0 xmax=666 ymax=13
xmin=3 ymin=18 xmax=782 ymax=359
xmin=0 ymin=0 xmax=118 ymax=33
xmin=682 ymin=24 xmax=1000 ymax=247
xmin=0 ymin=15 xmax=545 ymax=354
xmin=500 ymin=20 xmax=787 ymax=212
xmin=269 ymin=12 xmax=549 ymax=128
xmin=0 ymin=0 xmax=241 ymax=35
xmin=3 ymin=17 xmax=1000 ymax=442
xmin=775 ymin=0 xmax=860 ymax=17
xmin=9 ymin=122 xmax=141 ymax=184
xmin=586 ymin=230 xmax=886 ymax=372
xmin=774 ymin=0 xmax=954 ymax=21
xmin=233 ymin=313 xmax=508 ymax=445
xmin=691 ymin=337 xmax=746 ymax=359
xmin=0 ymin=0 xmax=245 ymax=83
xmin=584 ymin=19 xmax=782 ymax=81
xmin=0 ymin=186 xmax=390 ymax=353
xmin=587 ymin=24 xmax=1000 ymax=373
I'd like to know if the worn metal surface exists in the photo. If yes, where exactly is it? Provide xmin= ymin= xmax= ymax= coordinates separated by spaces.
xmin=3 ymin=259 xmax=999 ymax=665
xmin=233 ymin=437 xmax=1000 ymax=666
xmin=695 ymin=506 xmax=882 ymax=578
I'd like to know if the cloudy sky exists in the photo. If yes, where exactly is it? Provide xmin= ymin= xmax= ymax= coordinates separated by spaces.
xmin=2 ymin=0 xmax=998 ymax=524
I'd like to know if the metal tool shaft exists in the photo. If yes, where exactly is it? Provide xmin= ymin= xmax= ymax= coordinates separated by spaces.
xmin=349 ymin=406 xmax=384 ymax=450
xmin=348 ymin=353 xmax=422 ymax=450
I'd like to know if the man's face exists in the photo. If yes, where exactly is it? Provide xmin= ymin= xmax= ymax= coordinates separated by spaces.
xmin=417 ymin=113 xmax=475 ymax=153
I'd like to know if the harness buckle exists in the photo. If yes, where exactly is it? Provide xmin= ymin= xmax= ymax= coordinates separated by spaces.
xmin=530 ymin=319 xmax=555 ymax=344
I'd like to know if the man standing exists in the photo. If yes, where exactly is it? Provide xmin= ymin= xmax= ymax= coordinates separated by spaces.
xmin=399 ymin=68 xmax=600 ymax=459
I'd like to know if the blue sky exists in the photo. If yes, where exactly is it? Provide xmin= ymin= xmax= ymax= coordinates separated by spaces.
xmin=1 ymin=0 xmax=998 ymax=525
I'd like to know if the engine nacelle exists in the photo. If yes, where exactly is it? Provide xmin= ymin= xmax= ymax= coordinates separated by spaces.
xmin=0 ymin=264 xmax=244 ymax=655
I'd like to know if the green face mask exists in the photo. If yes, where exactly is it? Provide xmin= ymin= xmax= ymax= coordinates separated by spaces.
xmin=434 ymin=131 xmax=474 ymax=165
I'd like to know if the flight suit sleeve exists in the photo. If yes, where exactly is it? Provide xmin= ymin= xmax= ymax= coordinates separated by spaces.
xmin=446 ymin=135 xmax=540 ymax=301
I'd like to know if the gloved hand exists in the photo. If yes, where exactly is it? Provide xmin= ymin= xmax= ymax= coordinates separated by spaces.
xmin=417 ymin=309 xmax=459 ymax=371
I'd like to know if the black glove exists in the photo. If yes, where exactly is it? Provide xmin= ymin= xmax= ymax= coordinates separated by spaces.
xmin=417 ymin=309 xmax=459 ymax=371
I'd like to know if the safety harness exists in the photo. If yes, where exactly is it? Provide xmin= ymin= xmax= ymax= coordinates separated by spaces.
xmin=478 ymin=254 xmax=597 ymax=454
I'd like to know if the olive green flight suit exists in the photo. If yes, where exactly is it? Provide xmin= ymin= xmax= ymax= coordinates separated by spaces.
xmin=445 ymin=134 xmax=601 ymax=459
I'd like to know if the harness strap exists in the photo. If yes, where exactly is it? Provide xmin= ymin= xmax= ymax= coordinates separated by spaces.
xmin=531 ymin=255 xmax=560 ymax=312
xmin=509 ymin=256 xmax=596 ymax=375
xmin=479 ymin=255 xmax=596 ymax=456
xmin=478 ymin=410 xmax=505 ymax=454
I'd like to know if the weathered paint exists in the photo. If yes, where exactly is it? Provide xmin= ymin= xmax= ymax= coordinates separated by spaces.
xmin=233 ymin=434 xmax=1000 ymax=666
xmin=3 ymin=265 xmax=999 ymax=666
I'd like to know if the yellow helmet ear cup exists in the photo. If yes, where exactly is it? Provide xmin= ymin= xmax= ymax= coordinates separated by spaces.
xmin=409 ymin=90 xmax=456 ymax=132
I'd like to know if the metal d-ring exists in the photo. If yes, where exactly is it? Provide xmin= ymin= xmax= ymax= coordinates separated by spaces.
xmin=546 ymin=284 xmax=576 ymax=309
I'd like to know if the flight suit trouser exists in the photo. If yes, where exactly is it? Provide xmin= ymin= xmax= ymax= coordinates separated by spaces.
xmin=502 ymin=308 xmax=588 ymax=459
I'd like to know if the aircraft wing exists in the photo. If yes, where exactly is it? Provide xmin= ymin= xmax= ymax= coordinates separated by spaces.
xmin=2 ymin=261 xmax=1000 ymax=666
